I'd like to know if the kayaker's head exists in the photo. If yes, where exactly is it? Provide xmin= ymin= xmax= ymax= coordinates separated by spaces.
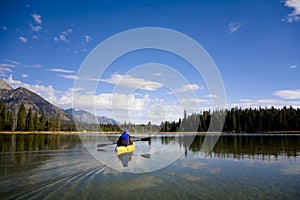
xmin=124 ymin=129 xmax=129 ymax=134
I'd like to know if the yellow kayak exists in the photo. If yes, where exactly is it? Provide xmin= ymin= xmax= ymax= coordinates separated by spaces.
xmin=116 ymin=142 xmax=135 ymax=155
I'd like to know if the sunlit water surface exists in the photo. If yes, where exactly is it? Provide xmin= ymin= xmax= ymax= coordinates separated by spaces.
xmin=0 ymin=133 xmax=299 ymax=200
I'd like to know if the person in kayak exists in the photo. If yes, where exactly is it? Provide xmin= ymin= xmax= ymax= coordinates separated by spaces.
xmin=117 ymin=129 xmax=133 ymax=147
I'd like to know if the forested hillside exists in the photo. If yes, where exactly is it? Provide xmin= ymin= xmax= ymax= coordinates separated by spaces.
xmin=159 ymin=106 xmax=300 ymax=132
xmin=1 ymin=101 xmax=300 ymax=133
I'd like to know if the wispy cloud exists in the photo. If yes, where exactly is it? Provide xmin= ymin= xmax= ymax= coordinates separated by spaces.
xmin=48 ymin=68 xmax=76 ymax=73
xmin=30 ymin=23 xmax=42 ymax=32
xmin=19 ymin=36 xmax=28 ymax=43
xmin=1 ymin=26 xmax=7 ymax=31
xmin=21 ymin=74 xmax=28 ymax=78
xmin=101 ymin=73 xmax=163 ymax=91
xmin=204 ymin=94 xmax=218 ymax=98
xmin=228 ymin=22 xmax=243 ymax=34
xmin=60 ymin=75 xmax=79 ymax=80
xmin=177 ymin=84 xmax=204 ymax=92
xmin=1 ymin=60 xmax=42 ymax=73
xmin=153 ymin=72 xmax=162 ymax=77
xmin=54 ymin=37 xmax=59 ymax=42
xmin=229 ymin=97 xmax=300 ymax=109
xmin=55 ymin=28 xmax=72 ymax=43
xmin=30 ymin=13 xmax=42 ymax=33
xmin=4 ymin=74 xmax=57 ymax=103
xmin=84 ymin=35 xmax=92 ymax=43
xmin=0 ymin=67 xmax=12 ymax=77
xmin=0 ymin=63 xmax=16 ymax=68
xmin=31 ymin=13 xmax=42 ymax=24
xmin=283 ymin=0 xmax=300 ymax=22
xmin=273 ymin=89 xmax=300 ymax=100
xmin=289 ymin=65 xmax=297 ymax=69
xmin=5 ymin=59 xmax=21 ymax=66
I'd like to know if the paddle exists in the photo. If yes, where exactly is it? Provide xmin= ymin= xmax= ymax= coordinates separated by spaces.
xmin=96 ymin=137 xmax=151 ymax=148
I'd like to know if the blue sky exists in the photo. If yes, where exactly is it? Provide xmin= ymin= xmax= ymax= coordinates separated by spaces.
xmin=0 ymin=0 xmax=300 ymax=124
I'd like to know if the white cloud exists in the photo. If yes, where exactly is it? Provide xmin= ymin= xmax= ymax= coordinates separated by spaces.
xmin=289 ymin=65 xmax=297 ymax=69
xmin=59 ymin=34 xmax=67 ymax=42
xmin=58 ymin=90 xmax=150 ymax=112
xmin=0 ymin=67 xmax=12 ymax=77
xmin=49 ymin=68 xmax=75 ymax=73
xmin=31 ymin=13 xmax=42 ymax=24
xmin=19 ymin=36 xmax=27 ymax=43
xmin=32 ymin=35 xmax=38 ymax=39
xmin=153 ymin=72 xmax=162 ymax=77
xmin=177 ymin=84 xmax=204 ymax=92
xmin=228 ymin=22 xmax=243 ymax=34
xmin=56 ymin=28 xmax=72 ymax=43
xmin=204 ymin=94 xmax=218 ymax=98
xmin=229 ymin=98 xmax=300 ymax=109
xmin=283 ymin=0 xmax=300 ymax=22
xmin=273 ymin=89 xmax=300 ymax=100
xmin=30 ymin=23 xmax=42 ymax=32
xmin=84 ymin=35 xmax=92 ymax=43
xmin=101 ymin=73 xmax=163 ymax=91
xmin=238 ymin=98 xmax=251 ymax=102
xmin=21 ymin=74 xmax=28 ymax=78
xmin=54 ymin=37 xmax=59 ymax=42
xmin=3 ymin=59 xmax=42 ymax=69
xmin=181 ymin=98 xmax=208 ymax=105
xmin=0 ymin=63 xmax=16 ymax=68
xmin=5 ymin=59 xmax=21 ymax=66
xmin=61 ymin=75 xmax=79 ymax=80
xmin=4 ymin=74 xmax=57 ymax=103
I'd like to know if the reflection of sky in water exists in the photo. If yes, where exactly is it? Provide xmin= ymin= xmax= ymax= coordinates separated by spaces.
xmin=0 ymin=134 xmax=300 ymax=199
xmin=88 ymin=136 xmax=187 ymax=173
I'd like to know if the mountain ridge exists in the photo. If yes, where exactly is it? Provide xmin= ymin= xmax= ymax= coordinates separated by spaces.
xmin=0 ymin=79 xmax=117 ymax=126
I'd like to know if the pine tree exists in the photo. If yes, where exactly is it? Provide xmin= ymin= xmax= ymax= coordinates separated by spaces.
xmin=0 ymin=102 xmax=6 ymax=131
xmin=26 ymin=108 xmax=34 ymax=131
xmin=33 ymin=111 xmax=41 ymax=131
xmin=56 ymin=113 xmax=61 ymax=131
xmin=17 ymin=103 xmax=26 ymax=131
xmin=40 ymin=110 xmax=46 ymax=131
xmin=49 ymin=116 xmax=55 ymax=132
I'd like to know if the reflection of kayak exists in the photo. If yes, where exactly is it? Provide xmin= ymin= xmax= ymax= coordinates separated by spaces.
xmin=116 ymin=142 xmax=135 ymax=155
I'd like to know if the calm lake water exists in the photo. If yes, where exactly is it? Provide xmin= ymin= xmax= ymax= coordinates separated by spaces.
xmin=0 ymin=133 xmax=299 ymax=200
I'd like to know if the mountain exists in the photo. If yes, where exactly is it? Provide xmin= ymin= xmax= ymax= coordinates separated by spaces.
xmin=0 ymin=79 xmax=117 ymax=126
xmin=65 ymin=108 xmax=117 ymax=125
xmin=0 ymin=79 xmax=72 ymax=122
xmin=97 ymin=116 xmax=118 ymax=125
xmin=64 ymin=108 xmax=98 ymax=124
xmin=0 ymin=79 xmax=13 ymax=90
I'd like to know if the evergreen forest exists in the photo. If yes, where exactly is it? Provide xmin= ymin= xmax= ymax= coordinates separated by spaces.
xmin=1 ymin=101 xmax=300 ymax=133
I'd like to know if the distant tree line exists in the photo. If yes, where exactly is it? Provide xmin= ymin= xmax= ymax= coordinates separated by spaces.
xmin=1 ymin=101 xmax=300 ymax=133
xmin=159 ymin=106 xmax=300 ymax=133
xmin=0 ymin=102 xmax=121 ymax=132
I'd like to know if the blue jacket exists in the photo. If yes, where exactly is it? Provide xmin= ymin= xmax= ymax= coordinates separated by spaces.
xmin=121 ymin=131 xmax=130 ymax=144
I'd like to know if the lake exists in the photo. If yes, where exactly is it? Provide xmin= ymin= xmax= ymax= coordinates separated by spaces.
xmin=0 ymin=133 xmax=299 ymax=199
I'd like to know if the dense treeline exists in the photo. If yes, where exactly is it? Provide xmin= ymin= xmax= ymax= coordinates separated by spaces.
xmin=160 ymin=106 xmax=300 ymax=132
xmin=0 ymin=102 xmax=121 ymax=132
xmin=0 ymin=102 xmax=13 ymax=131
xmin=1 ymin=101 xmax=300 ymax=133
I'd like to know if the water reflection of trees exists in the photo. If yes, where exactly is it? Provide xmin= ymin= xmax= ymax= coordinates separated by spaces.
xmin=188 ymin=135 xmax=300 ymax=159
xmin=0 ymin=134 xmax=83 ymax=152
xmin=0 ymin=134 xmax=84 ymax=176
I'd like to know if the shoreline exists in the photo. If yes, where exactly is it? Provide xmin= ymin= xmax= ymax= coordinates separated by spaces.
xmin=0 ymin=131 xmax=300 ymax=135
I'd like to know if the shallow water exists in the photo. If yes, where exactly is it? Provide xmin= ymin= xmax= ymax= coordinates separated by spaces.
xmin=0 ymin=133 xmax=299 ymax=199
